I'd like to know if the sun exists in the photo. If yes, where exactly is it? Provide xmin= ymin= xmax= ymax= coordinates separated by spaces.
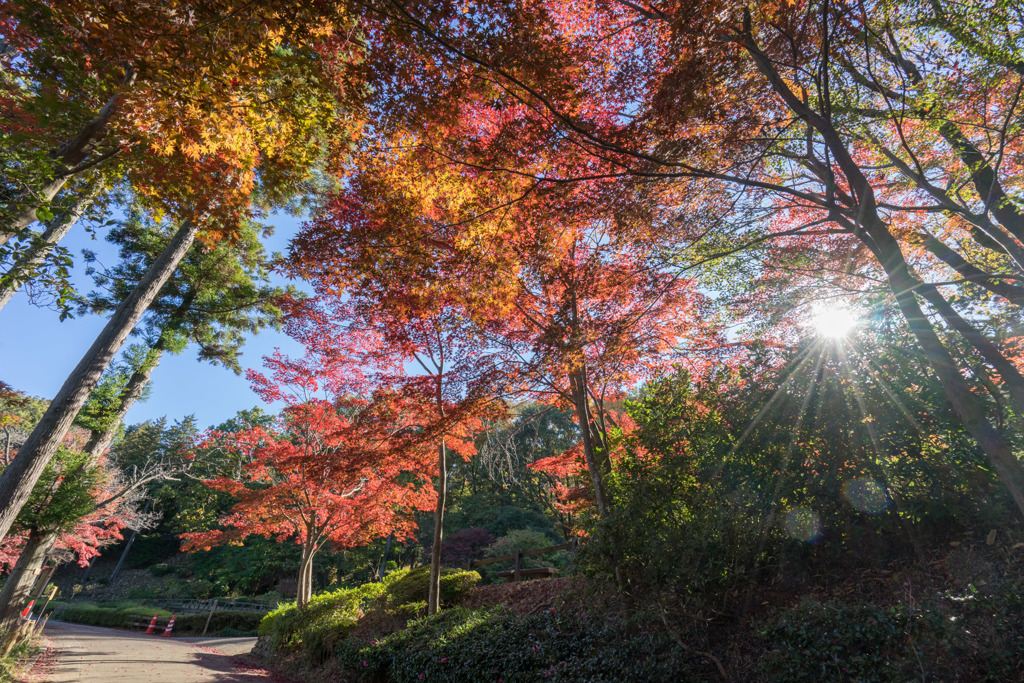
xmin=811 ymin=306 xmax=860 ymax=338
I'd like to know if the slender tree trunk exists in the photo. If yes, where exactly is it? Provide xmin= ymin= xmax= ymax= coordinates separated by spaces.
xmin=0 ymin=220 xmax=198 ymax=543
xmin=84 ymin=290 xmax=194 ymax=459
xmin=84 ymin=348 xmax=163 ymax=458
xmin=915 ymin=283 xmax=1024 ymax=415
xmin=0 ymin=529 xmax=57 ymax=633
xmin=0 ymin=190 xmax=95 ymax=311
xmin=377 ymin=533 xmax=394 ymax=581
xmin=107 ymin=499 xmax=152 ymax=585
xmin=304 ymin=550 xmax=314 ymax=603
xmin=427 ymin=440 xmax=447 ymax=616
xmin=297 ymin=537 xmax=316 ymax=608
xmin=568 ymin=368 xmax=611 ymax=518
xmin=79 ymin=555 xmax=98 ymax=584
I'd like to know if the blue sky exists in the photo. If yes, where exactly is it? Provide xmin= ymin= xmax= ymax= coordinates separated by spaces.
xmin=1 ymin=213 xmax=308 ymax=430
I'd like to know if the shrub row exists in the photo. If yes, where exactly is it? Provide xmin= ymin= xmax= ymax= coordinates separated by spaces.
xmin=259 ymin=567 xmax=481 ymax=666
xmin=55 ymin=602 xmax=262 ymax=636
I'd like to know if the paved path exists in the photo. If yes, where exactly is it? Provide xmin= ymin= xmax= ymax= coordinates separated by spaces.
xmin=23 ymin=621 xmax=281 ymax=682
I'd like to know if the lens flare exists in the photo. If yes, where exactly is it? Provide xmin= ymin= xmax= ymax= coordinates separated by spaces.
xmin=843 ymin=479 xmax=890 ymax=514
xmin=784 ymin=507 xmax=822 ymax=542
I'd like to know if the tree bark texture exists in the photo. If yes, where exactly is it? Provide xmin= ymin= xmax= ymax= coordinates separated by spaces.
xmin=569 ymin=368 xmax=611 ymax=519
xmin=427 ymin=440 xmax=447 ymax=616
xmin=0 ymin=220 xmax=198 ymax=543
xmin=297 ymin=536 xmax=317 ymax=608
xmin=0 ymin=529 xmax=57 ymax=633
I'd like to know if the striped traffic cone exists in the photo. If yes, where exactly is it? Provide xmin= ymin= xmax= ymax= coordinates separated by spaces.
xmin=145 ymin=613 xmax=159 ymax=634
xmin=161 ymin=614 xmax=176 ymax=637
xmin=19 ymin=600 xmax=34 ymax=619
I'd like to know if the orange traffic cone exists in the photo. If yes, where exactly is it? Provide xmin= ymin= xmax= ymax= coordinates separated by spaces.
xmin=161 ymin=614 xmax=176 ymax=637
xmin=145 ymin=613 xmax=159 ymax=634
xmin=19 ymin=600 xmax=34 ymax=619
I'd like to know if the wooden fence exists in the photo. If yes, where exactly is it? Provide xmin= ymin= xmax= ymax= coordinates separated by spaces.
xmin=150 ymin=597 xmax=275 ymax=615
xmin=466 ymin=539 xmax=577 ymax=582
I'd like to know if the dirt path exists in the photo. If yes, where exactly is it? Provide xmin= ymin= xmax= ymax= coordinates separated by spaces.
xmin=23 ymin=621 xmax=282 ymax=682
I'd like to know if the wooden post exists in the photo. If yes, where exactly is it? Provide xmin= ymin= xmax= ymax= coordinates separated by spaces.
xmin=202 ymin=599 xmax=218 ymax=636
xmin=377 ymin=533 xmax=394 ymax=581
xmin=37 ymin=586 xmax=57 ymax=621
xmin=513 ymin=549 xmax=522 ymax=583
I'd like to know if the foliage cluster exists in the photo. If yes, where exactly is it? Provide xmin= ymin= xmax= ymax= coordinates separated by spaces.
xmin=760 ymin=590 xmax=1024 ymax=681
xmin=579 ymin=336 xmax=1014 ymax=623
xmin=259 ymin=567 xmax=481 ymax=666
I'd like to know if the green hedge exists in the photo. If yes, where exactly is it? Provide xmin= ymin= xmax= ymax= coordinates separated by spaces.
xmin=336 ymin=606 xmax=699 ymax=682
xmin=55 ymin=602 xmax=262 ymax=636
xmin=59 ymin=602 xmax=170 ymax=629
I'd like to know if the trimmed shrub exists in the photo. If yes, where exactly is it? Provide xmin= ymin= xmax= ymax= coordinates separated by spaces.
xmin=59 ymin=602 xmax=171 ymax=629
xmin=259 ymin=582 xmax=388 ymax=663
xmin=54 ymin=602 xmax=262 ymax=636
xmin=336 ymin=606 xmax=700 ymax=681
xmin=377 ymin=567 xmax=479 ymax=609
xmin=258 ymin=567 xmax=481 ymax=666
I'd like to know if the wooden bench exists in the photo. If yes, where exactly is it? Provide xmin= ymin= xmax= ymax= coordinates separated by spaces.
xmin=496 ymin=567 xmax=559 ymax=583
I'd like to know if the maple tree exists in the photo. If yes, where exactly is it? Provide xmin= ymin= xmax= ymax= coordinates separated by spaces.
xmin=278 ymin=292 xmax=505 ymax=614
xmin=291 ymin=130 xmax=720 ymax=527
xmin=0 ymin=0 xmax=360 ymax=247
xmin=328 ymin=0 xmax=1024 ymax=516
xmin=182 ymin=347 xmax=436 ymax=608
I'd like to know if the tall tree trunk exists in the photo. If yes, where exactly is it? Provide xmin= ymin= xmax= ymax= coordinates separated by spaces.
xmin=871 ymin=231 xmax=1024 ymax=515
xmin=0 ymin=529 xmax=57 ymax=633
xmin=107 ymin=499 xmax=151 ymax=585
xmin=427 ymin=440 xmax=447 ymax=616
xmin=84 ymin=348 xmax=163 ymax=458
xmin=84 ymin=289 xmax=194 ymax=459
xmin=0 ymin=220 xmax=198 ymax=543
xmin=568 ymin=368 xmax=611 ymax=518
xmin=0 ymin=190 xmax=95 ymax=311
